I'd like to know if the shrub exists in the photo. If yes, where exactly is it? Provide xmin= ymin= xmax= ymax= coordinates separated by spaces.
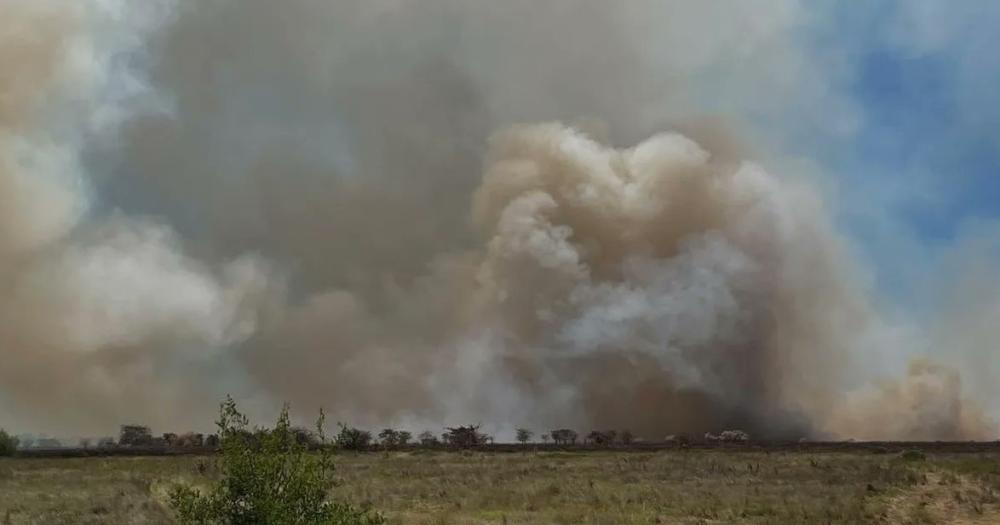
xmin=169 ymin=397 xmax=384 ymax=525
xmin=0 ymin=429 xmax=18 ymax=456
xmin=900 ymin=450 xmax=926 ymax=461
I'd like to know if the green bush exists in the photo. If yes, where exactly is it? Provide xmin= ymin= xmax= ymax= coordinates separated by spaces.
xmin=0 ymin=429 xmax=18 ymax=456
xmin=169 ymin=397 xmax=384 ymax=525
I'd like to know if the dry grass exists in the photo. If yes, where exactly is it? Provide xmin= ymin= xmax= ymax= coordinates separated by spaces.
xmin=2 ymin=449 xmax=1000 ymax=524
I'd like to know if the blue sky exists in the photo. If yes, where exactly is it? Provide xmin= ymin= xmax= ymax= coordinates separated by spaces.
xmin=786 ymin=2 xmax=1000 ymax=304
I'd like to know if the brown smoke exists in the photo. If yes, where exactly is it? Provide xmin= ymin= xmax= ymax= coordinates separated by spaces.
xmin=0 ymin=0 xmax=996 ymax=440
xmin=0 ymin=1 xmax=269 ymax=434
xmin=239 ymin=123 xmax=995 ymax=440
xmin=829 ymin=359 xmax=995 ymax=441
xmin=0 ymin=3 xmax=80 ymax=263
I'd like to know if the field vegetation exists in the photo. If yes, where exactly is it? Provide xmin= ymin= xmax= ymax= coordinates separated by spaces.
xmin=3 ymin=447 xmax=1000 ymax=524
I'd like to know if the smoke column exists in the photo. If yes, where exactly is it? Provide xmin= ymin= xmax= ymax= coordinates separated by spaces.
xmin=0 ymin=0 xmax=995 ymax=440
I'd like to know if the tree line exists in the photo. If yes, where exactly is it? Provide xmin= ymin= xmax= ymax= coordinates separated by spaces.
xmin=0 ymin=422 xmax=751 ymax=456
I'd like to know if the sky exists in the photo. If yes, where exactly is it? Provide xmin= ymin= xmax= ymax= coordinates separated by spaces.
xmin=675 ymin=1 xmax=1000 ymax=315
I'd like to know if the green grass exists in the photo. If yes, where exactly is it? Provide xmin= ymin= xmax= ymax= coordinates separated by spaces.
xmin=3 ymin=450 xmax=1000 ymax=524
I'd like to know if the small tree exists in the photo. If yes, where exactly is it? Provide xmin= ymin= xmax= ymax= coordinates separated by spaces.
xmin=377 ymin=429 xmax=399 ymax=448
xmin=541 ymin=433 xmax=550 ymax=444
xmin=418 ymin=431 xmax=439 ymax=446
xmin=335 ymin=424 xmax=372 ymax=451
xmin=0 ymin=429 xmax=18 ymax=456
xmin=515 ymin=428 xmax=533 ymax=445
xmin=550 ymin=429 xmax=578 ymax=445
xmin=169 ymin=396 xmax=383 ymax=525
xmin=620 ymin=430 xmax=634 ymax=446
xmin=376 ymin=429 xmax=412 ymax=449
xmin=586 ymin=430 xmax=622 ymax=447
xmin=442 ymin=425 xmax=489 ymax=448
xmin=119 ymin=425 xmax=153 ymax=447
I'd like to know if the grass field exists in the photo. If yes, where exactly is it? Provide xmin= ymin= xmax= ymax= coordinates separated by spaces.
xmin=3 ymin=448 xmax=1000 ymax=524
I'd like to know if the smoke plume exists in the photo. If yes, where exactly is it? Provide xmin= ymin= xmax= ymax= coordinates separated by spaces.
xmin=0 ymin=0 xmax=996 ymax=440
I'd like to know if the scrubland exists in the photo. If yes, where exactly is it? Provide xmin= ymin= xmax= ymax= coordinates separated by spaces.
xmin=2 ymin=449 xmax=1000 ymax=524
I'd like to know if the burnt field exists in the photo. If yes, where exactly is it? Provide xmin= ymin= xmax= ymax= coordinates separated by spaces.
xmin=5 ymin=447 xmax=1000 ymax=524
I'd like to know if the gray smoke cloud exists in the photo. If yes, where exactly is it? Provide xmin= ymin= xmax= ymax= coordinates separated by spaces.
xmin=0 ymin=0 xmax=995 ymax=440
